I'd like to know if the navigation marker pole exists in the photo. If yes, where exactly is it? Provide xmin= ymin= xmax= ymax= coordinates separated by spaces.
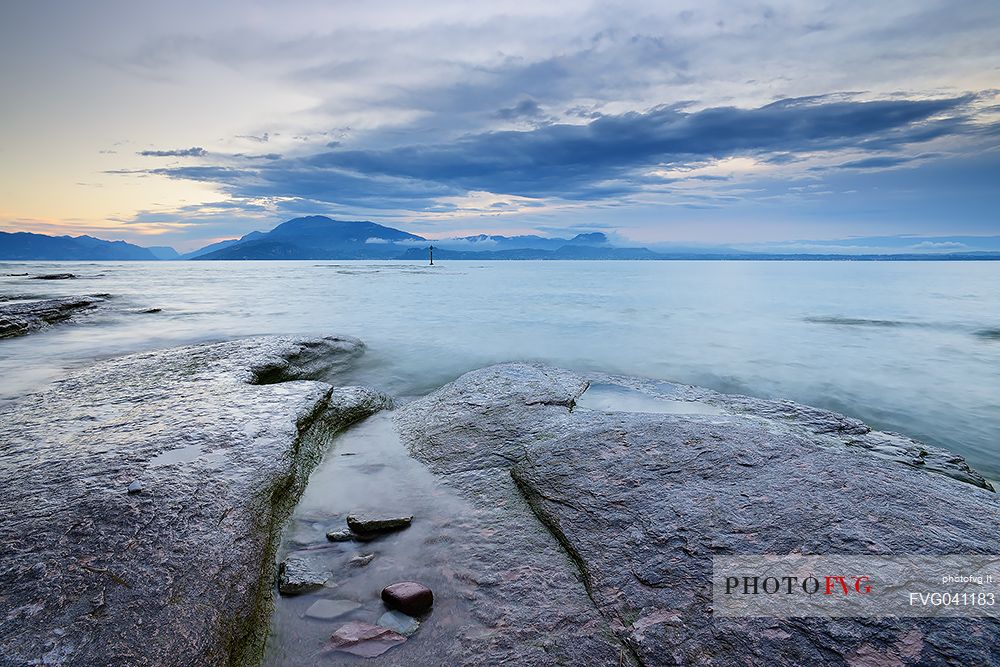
xmin=429 ymin=245 xmax=434 ymax=266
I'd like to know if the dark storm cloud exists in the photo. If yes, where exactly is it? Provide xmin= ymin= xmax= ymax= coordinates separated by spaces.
xmin=144 ymin=94 xmax=981 ymax=205
xmin=137 ymin=147 xmax=208 ymax=157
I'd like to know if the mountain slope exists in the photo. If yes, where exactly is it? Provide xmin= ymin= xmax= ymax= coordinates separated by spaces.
xmin=0 ymin=232 xmax=158 ymax=260
xmin=190 ymin=216 xmax=425 ymax=260
xmin=146 ymin=246 xmax=181 ymax=260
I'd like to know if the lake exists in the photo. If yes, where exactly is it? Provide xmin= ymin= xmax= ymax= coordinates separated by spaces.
xmin=2 ymin=259 xmax=999 ymax=479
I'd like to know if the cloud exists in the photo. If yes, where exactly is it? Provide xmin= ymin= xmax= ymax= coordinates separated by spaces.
xmin=143 ymin=94 xmax=981 ymax=207
xmin=137 ymin=147 xmax=208 ymax=157
xmin=835 ymin=156 xmax=915 ymax=169
xmin=495 ymin=99 xmax=544 ymax=120
xmin=910 ymin=240 xmax=967 ymax=249
xmin=236 ymin=132 xmax=270 ymax=143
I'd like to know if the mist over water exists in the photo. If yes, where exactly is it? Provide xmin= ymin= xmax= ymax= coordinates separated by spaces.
xmin=2 ymin=260 xmax=999 ymax=478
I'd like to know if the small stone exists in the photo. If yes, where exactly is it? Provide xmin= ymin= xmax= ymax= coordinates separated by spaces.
xmin=348 ymin=553 xmax=375 ymax=567
xmin=328 ymin=621 xmax=406 ymax=658
xmin=126 ymin=480 xmax=143 ymax=494
xmin=325 ymin=529 xmax=354 ymax=542
xmin=304 ymin=598 xmax=361 ymax=620
xmin=377 ymin=610 xmax=420 ymax=636
xmin=346 ymin=513 xmax=413 ymax=534
xmin=278 ymin=554 xmax=327 ymax=596
xmin=381 ymin=581 xmax=433 ymax=615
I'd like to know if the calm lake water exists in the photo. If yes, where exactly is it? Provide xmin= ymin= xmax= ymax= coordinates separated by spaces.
xmin=2 ymin=260 xmax=999 ymax=478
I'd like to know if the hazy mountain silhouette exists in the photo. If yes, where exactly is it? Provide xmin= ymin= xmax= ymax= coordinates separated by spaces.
xmin=0 ymin=232 xmax=158 ymax=260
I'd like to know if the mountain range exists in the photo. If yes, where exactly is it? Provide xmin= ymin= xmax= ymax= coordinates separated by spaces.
xmin=0 ymin=231 xmax=158 ymax=260
xmin=2 ymin=217 xmax=999 ymax=261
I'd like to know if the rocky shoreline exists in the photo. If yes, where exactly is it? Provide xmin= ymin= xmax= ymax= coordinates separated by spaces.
xmin=1 ymin=340 xmax=999 ymax=665
xmin=395 ymin=363 xmax=1000 ymax=665
xmin=0 ymin=336 xmax=388 ymax=666
xmin=0 ymin=295 xmax=110 ymax=338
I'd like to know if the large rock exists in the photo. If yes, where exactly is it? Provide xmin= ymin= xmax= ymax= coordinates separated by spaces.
xmin=0 ymin=335 xmax=389 ymax=667
xmin=395 ymin=363 xmax=1000 ymax=666
xmin=0 ymin=295 xmax=107 ymax=338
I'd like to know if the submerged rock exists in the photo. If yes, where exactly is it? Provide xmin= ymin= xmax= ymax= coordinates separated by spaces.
xmin=31 ymin=273 xmax=77 ymax=280
xmin=377 ymin=610 xmax=420 ymax=636
xmin=394 ymin=363 xmax=1000 ymax=666
xmin=0 ymin=335 xmax=389 ymax=666
xmin=304 ymin=598 xmax=361 ymax=621
xmin=381 ymin=581 xmax=433 ymax=615
xmin=328 ymin=621 xmax=406 ymax=658
xmin=0 ymin=295 xmax=107 ymax=338
xmin=325 ymin=528 xmax=354 ymax=542
xmin=348 ymin=553 xmax=375 ymax=567
xmin=278 ymin=553 xmax=328 ymax=596
xmin=346 ymin=513 xmax=413 ymax=533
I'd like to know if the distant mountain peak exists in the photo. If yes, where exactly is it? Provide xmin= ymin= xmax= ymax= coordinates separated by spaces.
xmin=189 ymin=215 xmax=425 ymax=260
xmin=569 ymin=232 xmax=608 ymax=245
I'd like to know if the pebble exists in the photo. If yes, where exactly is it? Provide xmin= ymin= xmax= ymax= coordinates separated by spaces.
xmin=126 ymin=480 xmax=143 ymax=494
xmin=381 ymin=581 xmax=434 ymax=615
xmin=325 ymin=529 xmax=354 ymax=542
xmin=348 ymin=553 xmax=375 ymax=567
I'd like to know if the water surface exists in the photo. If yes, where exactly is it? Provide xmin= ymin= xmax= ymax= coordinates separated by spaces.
xmin=1 ymin=260 xmax=998 ymax=477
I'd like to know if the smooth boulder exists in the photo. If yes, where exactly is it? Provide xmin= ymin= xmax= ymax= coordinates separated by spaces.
xmin=381 ymin=582 xmax=434 ymax=616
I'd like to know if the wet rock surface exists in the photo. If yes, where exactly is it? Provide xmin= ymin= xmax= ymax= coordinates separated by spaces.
xmin=0 ymin=335 xmax=389 ymax=667
xmin=0 ymin=295 xmax=107 ymax=338
xmin=394 ymin=363 xmax=1000 ymax=666
xmin=262 ymin=412 xmax=625 ymax=666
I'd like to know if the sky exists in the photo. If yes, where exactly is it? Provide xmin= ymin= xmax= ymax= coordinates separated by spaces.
xmin=1 ymin=1 xmax=998 ymax=252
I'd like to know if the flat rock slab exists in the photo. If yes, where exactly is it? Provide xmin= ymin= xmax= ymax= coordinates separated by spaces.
xmin=328 ymin=621 xmax=406 ymax=658
xmin=0 ymin=335 xmax=389 ymax=667
xmin=304 ymin=599 xmax=361 ymax=621
xmin=0 ymin=295 xmax=107 ymax=338
xmin=395 ymin=363 xmax=1000 ymax=666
